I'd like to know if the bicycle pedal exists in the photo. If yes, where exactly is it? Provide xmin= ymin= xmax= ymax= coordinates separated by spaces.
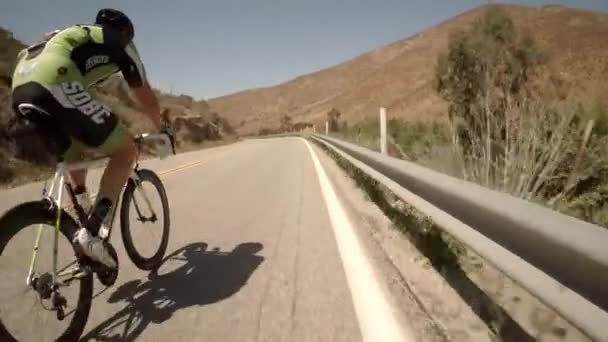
xmin=52 ymin=292 xmax=67 ymax=308
xmin=96 ymin=266 xmax=118 ymax=287
xmin=51 ymin=292 xmax=67 ymax=321
xmin=56 ymin=307 xmax=65 ymax=321
xmin=95 ymin=243 xmax=119 ymax=287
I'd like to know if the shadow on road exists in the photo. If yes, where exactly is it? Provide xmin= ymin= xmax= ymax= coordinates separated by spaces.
xmin=80 ymin=241 xmax=264 ymax=341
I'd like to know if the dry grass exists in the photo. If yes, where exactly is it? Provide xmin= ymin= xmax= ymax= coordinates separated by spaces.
xmin=209 ymin=4 xmax=608 ymax=135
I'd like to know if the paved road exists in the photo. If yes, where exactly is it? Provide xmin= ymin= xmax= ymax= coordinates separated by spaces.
xmin=0 ymin=138 xmax=418 ymax=341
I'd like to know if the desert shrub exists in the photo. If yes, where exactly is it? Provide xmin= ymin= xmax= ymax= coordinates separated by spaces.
xmin=337 ymin=115 xmax=449 ymax=160
xmin=434 ymin=6 xmax=608 ymax=226
xmin=327 ymin=108 xmax=342 ymax=132
xmin=280 ymin=114 xmax=293 ymax=132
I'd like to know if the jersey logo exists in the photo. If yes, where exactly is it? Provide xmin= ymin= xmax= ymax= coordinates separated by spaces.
xmin=61 ymin=81 xmax=111 ymax=124
xmin=85 ymin=55 xmax=110 ymax=71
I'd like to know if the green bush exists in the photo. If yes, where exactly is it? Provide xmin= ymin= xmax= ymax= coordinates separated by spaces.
xmin=387 ymin=119 xmax=449 ymax=159
xmin=433 ymin=6 xmax=608 ymax=227
xmin=338 ymin=116 xmax=449 ymax=160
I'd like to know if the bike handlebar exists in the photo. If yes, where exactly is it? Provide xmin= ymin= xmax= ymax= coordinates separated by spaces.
xmin=135 ymin=131 xmax=176 ymax=159
xmin=134 ymin=109 xmax=176 ymax=159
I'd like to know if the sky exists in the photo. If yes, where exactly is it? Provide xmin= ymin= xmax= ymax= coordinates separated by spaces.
xmin=1 ymin=1 xmax=607 ymax=100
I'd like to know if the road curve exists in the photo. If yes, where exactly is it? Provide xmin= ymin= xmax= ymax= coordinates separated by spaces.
xmin=0 ymin=137 xmax=417 ymax=341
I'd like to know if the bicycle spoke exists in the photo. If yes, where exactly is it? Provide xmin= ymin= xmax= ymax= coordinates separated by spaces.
xmin=121 ymin=168 xmax=169 ymax=271
xmin=135 ymin=185 xmax=158 ymax=218
xmin=62 ymin=286 xmax=102 ymax=319
xmin=2 ymin=287 xmax=32 ymax=308
xmin=56 ymin=260 xmax=78 ymax=276
xmin=0 ymin=199 xmax=94 ymax=340
xmin=133 ymin=195 xmax=152 ymax=221
xmin=132 ymin=193 xmax=146 ymax=219
xmin=57 ymin=270 xmax=89 ymax=286
xmin=26 ymin=224 xmax=46 ymax=285
xmin=1 ymin=287 xmax=39 ymax=330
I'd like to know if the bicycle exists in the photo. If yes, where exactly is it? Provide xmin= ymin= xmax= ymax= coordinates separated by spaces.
xmin=0 ymin=104 xmax=176 ymax=341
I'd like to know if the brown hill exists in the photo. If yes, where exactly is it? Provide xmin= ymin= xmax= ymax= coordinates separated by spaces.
xmin=209 ymin=4 xmax=608 ymax=135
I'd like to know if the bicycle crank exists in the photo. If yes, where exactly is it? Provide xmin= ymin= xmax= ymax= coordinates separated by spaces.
xmin=94 ymin=241 xmax=119 ymax=287
xmin=73 ymin=238 xmax=119 ymax=287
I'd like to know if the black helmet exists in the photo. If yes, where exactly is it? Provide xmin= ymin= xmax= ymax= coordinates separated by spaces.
xmin=95 ymin=8 xmax=134 ymax=44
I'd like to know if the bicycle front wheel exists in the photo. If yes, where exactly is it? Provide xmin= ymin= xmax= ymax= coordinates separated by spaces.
xmin=0 ymin=201 xmax=93 ymax=342
xmin=120 ymin=169 xmax=170 ymax=271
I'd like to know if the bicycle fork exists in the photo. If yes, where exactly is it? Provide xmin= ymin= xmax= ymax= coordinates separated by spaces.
xmin=130 ymin=170 xmax=159 ymax=223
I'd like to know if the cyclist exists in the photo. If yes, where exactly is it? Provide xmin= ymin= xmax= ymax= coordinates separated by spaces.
xmin=10 ymin=8 xmax=163 ymax=269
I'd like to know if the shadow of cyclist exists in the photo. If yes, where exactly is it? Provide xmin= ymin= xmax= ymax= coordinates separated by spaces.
xmin=80 ymin=241 xmax=264 ymax=341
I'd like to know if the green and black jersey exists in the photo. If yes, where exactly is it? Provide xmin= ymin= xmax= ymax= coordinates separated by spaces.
xmin=12 ymin=24 xmax=147 ymax=89
xmin=10 ymin=24 xmax=147 ymax=157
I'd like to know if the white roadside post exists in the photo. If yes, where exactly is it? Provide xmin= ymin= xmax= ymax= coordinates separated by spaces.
xmin=325 ymin=121 xmax=329 ymax=135
xmin=380 ymin=107 xmax=387 ymax=155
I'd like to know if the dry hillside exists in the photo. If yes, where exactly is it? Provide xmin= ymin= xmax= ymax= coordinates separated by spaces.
xmin=209 ymin=4 xmax=608 ymax=135
xmin=0 ymin=29 xmax=24 ymax=126
xmin=96 ymin=75 xmax=233 ymax=148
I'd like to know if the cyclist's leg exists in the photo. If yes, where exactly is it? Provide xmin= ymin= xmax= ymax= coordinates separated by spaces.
xmin=63 ymin=143 xmax=87 ymax=193
xmin=55 ymin=87 xmax=135 ymax=235
xmin=57 ymin=88 xmax=134 ymax=269
xmin=13 ymin=54 xmax=122 ymax=268
xmin=95 ymin=120 xmax=136 ymax=215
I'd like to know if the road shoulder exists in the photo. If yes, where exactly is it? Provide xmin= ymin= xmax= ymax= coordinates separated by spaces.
xmin=311 ymin=140 xmax=592 ymax=342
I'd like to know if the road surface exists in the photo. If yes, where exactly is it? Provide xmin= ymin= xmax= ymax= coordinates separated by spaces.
xmin=0 ymin=138 xmax=427 ymax=342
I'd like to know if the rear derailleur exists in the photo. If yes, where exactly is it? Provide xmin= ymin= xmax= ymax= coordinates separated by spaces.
xmin=30 ymin=273 xmax=68 ymax=321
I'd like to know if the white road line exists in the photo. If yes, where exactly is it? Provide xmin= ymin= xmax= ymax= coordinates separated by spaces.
xmin=304 ymin=140 xmax=415 ymax=342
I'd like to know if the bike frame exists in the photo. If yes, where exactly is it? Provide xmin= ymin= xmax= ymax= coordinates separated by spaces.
xmin=25 ymin=133 xmax=172 ymax=287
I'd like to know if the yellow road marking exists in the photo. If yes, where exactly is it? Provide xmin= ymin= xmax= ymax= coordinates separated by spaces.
xmin=73 ymin=159 xmax=211 ymax=205
xmin=158 ymin=160 xmax=208 ymax=176
xmin=158 ymin=144 xmax=239 ymax=177
xmin=71 ymin=144 xmax=236 ymax=206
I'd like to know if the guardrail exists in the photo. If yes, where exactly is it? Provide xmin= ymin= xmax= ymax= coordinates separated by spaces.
xmin=311 ymin=134 xmax=608 ymax=341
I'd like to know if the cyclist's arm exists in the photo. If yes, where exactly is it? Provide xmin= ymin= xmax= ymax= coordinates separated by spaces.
xmin=108 ymin=35 xmax=162 ymax=130
xmin=131 ymin=83 xmax=162 ymax=129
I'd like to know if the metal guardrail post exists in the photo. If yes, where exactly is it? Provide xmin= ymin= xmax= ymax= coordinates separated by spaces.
xmin=380 ymin=107 xmax=387 ymax=155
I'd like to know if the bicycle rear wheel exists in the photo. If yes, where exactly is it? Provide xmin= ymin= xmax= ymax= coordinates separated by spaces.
xmin=120 ymin=168 xmax=170 ymax=271
xmin=0 ymin=201 xmax=93 ymax=342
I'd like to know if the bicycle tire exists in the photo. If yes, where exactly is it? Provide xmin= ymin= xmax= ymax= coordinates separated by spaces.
xmin=120 ymin=169 xmax=170 ymax=271
xmin=0 ymin=201 xmax=93 ymax=342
